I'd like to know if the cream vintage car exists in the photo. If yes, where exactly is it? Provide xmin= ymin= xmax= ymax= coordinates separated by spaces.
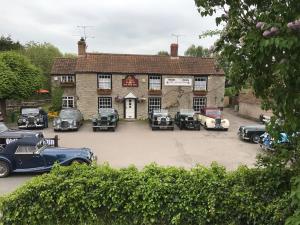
xmin=198 ymin=107 xmax=229 ymax=131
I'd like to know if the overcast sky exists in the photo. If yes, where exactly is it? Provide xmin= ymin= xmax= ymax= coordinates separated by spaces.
xmin=0 ymin=0 xmax=220 ymax=55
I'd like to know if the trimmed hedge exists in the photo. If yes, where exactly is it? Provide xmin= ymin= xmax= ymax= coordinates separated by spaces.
xmin=0 ymin=163 xmax=295 ymax=225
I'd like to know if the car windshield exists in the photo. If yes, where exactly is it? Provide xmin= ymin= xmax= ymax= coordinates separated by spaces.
xmin=153 ymin=110 xmax=168 ymax=116
xmin=22 ymin=108 xmax=39 ymax=115
xmin=60 ymin=110 xmax=77 ymax=119
xmin=35 ymin=139 xmax=48 ymax=154
xmin=99 ymin=108 xmax=114 ymax=114
xmin=205 ymin=109 xmax=221 ymax=117
xmin=180 ymin=109 xmax=195 ymax=116
xmin=0 ymin=123 xmax=8 ymax=132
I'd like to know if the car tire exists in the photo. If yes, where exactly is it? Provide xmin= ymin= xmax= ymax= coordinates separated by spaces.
xmin=0 ymin=161 xmax=10 ymax=178
xmin=224 ymin=128 xmax=228 ymax=131
xmin=204 ymin=123 xmax=208 ymax=129
xmin=93 ymin=127 xmax=97 ymax=132
xmin=111 ymin=127 xmax=115 ymax=132
xmin=251 ymin=134 xmax=260 ymax=143
xmin=196 ymin=125 xmax=200 ymax=131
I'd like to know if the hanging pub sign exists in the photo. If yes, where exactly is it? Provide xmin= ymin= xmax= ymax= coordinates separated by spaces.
xmin=164 ymin=78 xmax=192 ymax=86
xmin=122 ymin=75 xmax=139 ymax=87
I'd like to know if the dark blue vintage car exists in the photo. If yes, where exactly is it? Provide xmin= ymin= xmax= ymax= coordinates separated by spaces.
xmin=0 ymin=136 xmax=95 ymax=177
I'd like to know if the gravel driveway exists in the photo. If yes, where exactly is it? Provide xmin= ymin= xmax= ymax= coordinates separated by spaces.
xmin=0 ymin=108 xmax=263 ymax=195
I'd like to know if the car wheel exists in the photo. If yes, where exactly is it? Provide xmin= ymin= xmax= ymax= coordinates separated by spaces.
xmin=0 ymin=161 xmax=10 ymax=178
xmin=179 ymin=123 xmax=183 ymax=130
xmin=251 ymin=134 xmax=260 ymax=143
xmin=204 ymin=123 xmax=208 ymax=129
xmin=170 ymin=127 xmax=174 ymax=131
xmin=111 ymin=127 xmax=115 ymax=132
xmin=196 ymin=125 xmax=200 ymax=131
xmin=224 ymin=128 xmax=228 ymax=131
xmin=93 ymin=127 xmax=97 ymax=132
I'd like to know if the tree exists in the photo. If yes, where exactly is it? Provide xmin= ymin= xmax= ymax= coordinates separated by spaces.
xmin=0 ymin=52 xmax=43 ymax=119
xmin=0 ymin=35 xmax=23 ymax=51
xmin=184 ymin=45 xmax=212 ymax=57
xmin=157 ymin=51 xmax=169 ymax=56
xmin=22 ymin=42 xmax=62 ymax=89
xmin=194 ymin=0 xmax=300 ymax=166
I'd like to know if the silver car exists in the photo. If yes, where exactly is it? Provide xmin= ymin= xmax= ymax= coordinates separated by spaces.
xmin=53 ymin=109 xmax=83 ymax=131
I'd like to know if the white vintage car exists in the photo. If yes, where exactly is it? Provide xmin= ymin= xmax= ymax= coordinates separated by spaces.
xmin=198 ymin=107 xmax=230 ymax=131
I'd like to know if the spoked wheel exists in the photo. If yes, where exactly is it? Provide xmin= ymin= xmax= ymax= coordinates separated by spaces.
xmin=251 ymin=134 xmax=260 ymax=143
xmin=0 ymin=161 xmax=10 ymax=178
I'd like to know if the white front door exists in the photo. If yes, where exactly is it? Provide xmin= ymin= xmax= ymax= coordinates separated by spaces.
xmin=125 ymin=99 xmax=135 ymax=119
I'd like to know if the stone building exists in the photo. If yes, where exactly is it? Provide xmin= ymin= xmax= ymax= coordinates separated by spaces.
xmin=50 ymin=39 xmax=225 ymax=120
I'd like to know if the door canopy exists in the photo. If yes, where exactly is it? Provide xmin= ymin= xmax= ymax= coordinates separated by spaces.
xmin=124 ymin=92 xmax=137 ymax=99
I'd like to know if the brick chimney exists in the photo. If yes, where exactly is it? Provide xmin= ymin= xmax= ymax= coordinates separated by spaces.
xmin=170 ymin=43 xmax=178 ymax=57
xmin=78 ymin=37 xmax=86 ymax=56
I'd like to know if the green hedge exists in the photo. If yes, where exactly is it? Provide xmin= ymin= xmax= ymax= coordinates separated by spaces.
xmin=0 ymin=163 xmax=295 ymax=225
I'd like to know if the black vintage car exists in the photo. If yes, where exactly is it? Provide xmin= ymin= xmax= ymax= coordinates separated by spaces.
xmin=175 ymin=109 xmax=200 ymax=130
xmin=238 ymin=125 xmax=266 ymax=143
xmin=92 ymin=108 xmax=119 ymax=132
xmin=0 ymin=136 xmax=95 ymax=177
xmin=17 ymin=107 xmax=48 ymax=129
xmin=149 ymin=109 xmax=174 ymax=130
xmin=53 ymin=108 xmax=84 ymax=131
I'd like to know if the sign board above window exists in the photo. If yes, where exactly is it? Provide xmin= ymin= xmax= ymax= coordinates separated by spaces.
xmin=122 ymin=75 xmax=139 ymax=87
xmin=164 ymin=78 xmax=192 ymax=86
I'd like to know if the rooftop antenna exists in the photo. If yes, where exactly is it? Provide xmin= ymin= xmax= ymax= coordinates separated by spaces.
xmin=76 ymin=25 xmax=95 ymax=41
xmin=171 ymin=33 xmax=185 ymax=44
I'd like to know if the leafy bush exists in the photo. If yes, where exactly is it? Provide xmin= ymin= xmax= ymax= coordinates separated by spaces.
xmin=50 ymin=87 xmax=63 ymax=112
xmin=286 ymin=176 xmax=300 ymax=225
xmin=0 ymin=163 xmax=295 ymax=225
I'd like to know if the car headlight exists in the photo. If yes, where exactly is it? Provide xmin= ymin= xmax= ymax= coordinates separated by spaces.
xmin=73 ymin=120 xmax=77 ymax=126
xmin=23 ymin=118 xmax=26 ymax=122
xmin=157 ymin=117 xmax=161 ymax=122
xmin=193 ymin=115 xmax=197 ymax=120
xmin=185 ymin=117 xmax=188 ymax=121
xmin=37 ymin=118 xmax=40 ymax=122
xmin=166 ymin=117 xmax=170 ymax=122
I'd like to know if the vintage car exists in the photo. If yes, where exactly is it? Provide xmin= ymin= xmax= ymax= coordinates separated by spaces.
xmin=175 ymin=109 xmax=200 ymax=130
xmin=259 ymin=132 xmax=289 ymax=151
xmin=0 ymin=122 xmax=59 ymax=148
xmin=198 ymin=107 xmax=229 ymax=131
xmin=53 ymin=108 xmax=84 ymax=131
xmin=92 ymin=108 xmax=119 ymax=132
xmin=238 ymin=125 xmax=266 ymax=143
xmin=0 ymin=136 xmax=95 ymax=177
xmin=149 ymin=109 xmax=174 ymax=130
xmin=17 ymin=107 xmax=48 ymax=129
xmin=259 ymin=114 xmax=271 ymax=124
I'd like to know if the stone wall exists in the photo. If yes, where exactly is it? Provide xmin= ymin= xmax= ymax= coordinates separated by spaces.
xmin=239 ymin=102 xmax=273 ymax=120
xmin=71 ymin=73 xmax=225 ymax=120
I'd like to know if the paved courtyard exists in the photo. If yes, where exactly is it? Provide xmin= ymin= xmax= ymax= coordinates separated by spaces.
xmin=0 ymin=108 xmax=263 ymax=195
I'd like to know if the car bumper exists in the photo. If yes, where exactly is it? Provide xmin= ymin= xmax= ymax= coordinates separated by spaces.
xmin=18 ymin=124 xmax=44 ymax=128
xmin=152 ymin=124 xmax=174 ymax=129
xmin=238 ymin=131 xmax=250 ymax=140
xmin=93 ymin=125 xmax=116 ymax=129
xmin=54 ymin=126 xmax=78 ymax=131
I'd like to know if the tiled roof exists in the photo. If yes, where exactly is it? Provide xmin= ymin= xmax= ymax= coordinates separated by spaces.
xmin=51 ymin=58 xmax=77 ymax=75
xmin=51 ymin=53 xmax=224 ymax=76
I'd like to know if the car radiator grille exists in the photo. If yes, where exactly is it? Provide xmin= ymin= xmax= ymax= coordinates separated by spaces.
xmin=28 ymin=117 xmax=35 ymax=124
xmin=215 ymin=118 xmax=221 ymax=126
xmin=61 ymin=121 xmax=69 ymax=128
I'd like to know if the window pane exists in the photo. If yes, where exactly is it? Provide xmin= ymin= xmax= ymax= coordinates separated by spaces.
xmin=98 ymin=75 xmax=111 ymax=89
xmin=193 ymin=97 xmax=206 ymax=112
xmin=149 ymin=75 xmax=161 ymax=90
xmin=62 ymin=96 xmax=74 ymax=108
xmin=148 ymin=97 xmax=161 ymax=112
xmin=98 ymin=97 xmax=112 ymax=110
xmin=194 ymin=77 xmax=207 ymax=91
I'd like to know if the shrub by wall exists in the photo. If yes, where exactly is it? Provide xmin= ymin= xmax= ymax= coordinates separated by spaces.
xmin=0 ymin=163 xmax=295 ymax=225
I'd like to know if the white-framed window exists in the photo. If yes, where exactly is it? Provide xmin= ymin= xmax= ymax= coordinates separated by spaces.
xmin=149 ymin=75 xmax=161 ymax=90
xmin=98 ymin=97 xmax=112 ymax=110
xmin=148 ymin=97 xmax=161 ymax=113
xmin=194 ymin=76 xmax=207 ymax=91
xmin=98 ymin=74 xmax=112 ymax=89
xmin=193 ymin=97 xmax=207 ymax=112
xmin=62 ymin=96 xmax=74 ymax=108
xmin=61 ymin=75 xmax=75 ymax=83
